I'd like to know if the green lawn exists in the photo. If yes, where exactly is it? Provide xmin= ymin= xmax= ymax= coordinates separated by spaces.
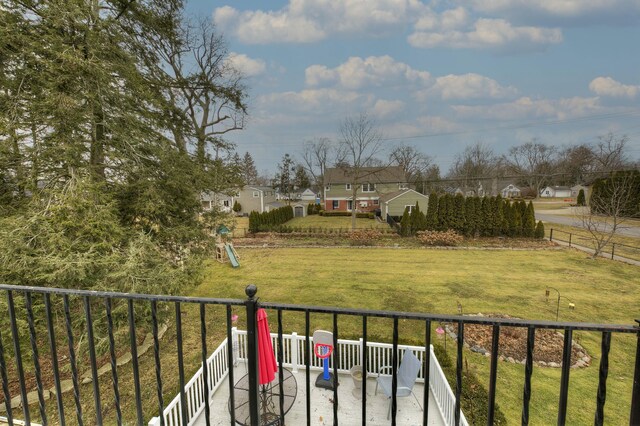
xmin=284 ymin=215 xmax=390 ymax=230
xmin=194 ymin=247 xmax=639 ymax=425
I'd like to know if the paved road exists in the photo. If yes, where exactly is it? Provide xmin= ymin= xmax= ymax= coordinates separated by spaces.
xmin=535 ymin=212 xmax=640 ymax=238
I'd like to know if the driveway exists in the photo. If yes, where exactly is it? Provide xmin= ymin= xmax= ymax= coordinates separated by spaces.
xmin=535 ymin=209 xmax=640 ymax=238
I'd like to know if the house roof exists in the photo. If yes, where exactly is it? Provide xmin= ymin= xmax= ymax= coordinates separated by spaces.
xmin=379 ymin=189 xmax=428 ymax=204
xmin=248 ymin=186 xmax=274 ymax=192
xmin=501 ymin=184 xmax=520 ymax=191
xmin=544 ymin=186 xmax=571 ymax=191
xmin=324 ymin=166 xmax=407 ymax=184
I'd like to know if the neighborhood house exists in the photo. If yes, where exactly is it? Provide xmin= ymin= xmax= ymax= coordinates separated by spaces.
xmin=540 ymin=186 xmax=572 ymax=198
xmin=323 ymin=166 xmax=410 ymax=212
xmin=202 ymin=186 xmax=276 ymax=214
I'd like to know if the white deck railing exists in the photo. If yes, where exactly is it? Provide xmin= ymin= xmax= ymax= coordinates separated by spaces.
xmin=150 ymin=328 xmax=468 ymax=426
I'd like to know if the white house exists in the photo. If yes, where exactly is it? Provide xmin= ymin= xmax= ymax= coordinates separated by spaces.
xmin=540 ymin=186 xmax=572 ymax=198
xmin=501 ymin=184 xmax=521 ymax=198
xmin=571 ymin=184 xmax=590 ymax=198
xmin=299 ymin=188 xmax=318 ymax=202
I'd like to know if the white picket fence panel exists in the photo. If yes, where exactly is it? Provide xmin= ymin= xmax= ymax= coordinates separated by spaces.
xmin=150 ymin=328 xmax=467 ymax=426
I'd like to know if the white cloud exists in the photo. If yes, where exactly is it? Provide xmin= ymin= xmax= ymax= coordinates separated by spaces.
xmin=214 ymin=0 xmax=427 ymax=44
xmin=452 ymin=96 xmax=601 ymax=120
xmin=589 ymin=77 xmax=640 ymax=99
xmin=430 ymin=73 xmax=518 ymax=100
xmin=227 ymin=53 xmax=266 ymax=77
xmin=256 ymin=88 xmax=372 ymax=113
xmin=372 ymin=99 xmax=405 ymax=118
xmin=466 ymin=0 xmax=640 ymax=24
xmin=305 ymin=56 xmax=431 ymax=89
xmin=409 ymin=18 xmax=562 ymax=51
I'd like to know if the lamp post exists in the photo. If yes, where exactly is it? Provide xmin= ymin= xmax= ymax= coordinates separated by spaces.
xmin=545 ymin=287 xmax=576 ymax=321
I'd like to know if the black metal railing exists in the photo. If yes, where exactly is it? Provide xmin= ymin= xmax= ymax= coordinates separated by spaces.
xmin=0 ymin=283 xmax=637 ymax=426
xmin=549 ymin=228 xmax=640 ymax=262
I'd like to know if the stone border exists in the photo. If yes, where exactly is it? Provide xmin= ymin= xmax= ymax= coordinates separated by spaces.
xmin=443 ymin=316 xmax=591 ymax=369
xmin=0 ymin=323 xmax=168 ymax=411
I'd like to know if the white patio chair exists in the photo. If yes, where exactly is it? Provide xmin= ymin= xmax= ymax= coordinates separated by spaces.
xmin=375 ymin=349 xmax=423 ymax=419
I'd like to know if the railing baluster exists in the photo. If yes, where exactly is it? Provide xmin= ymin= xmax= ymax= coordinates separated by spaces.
xmin=25 ymin=292 xmax=47 ymax=424
xmin=455 ymin=321 xmax=463 ymax=426
xmin=128 ymin=299 xmax=143 ymax=426
xmin=391 ymin=316 xmax=399 ymax=425
xmin=487 ymin=325 xmax=500 ymax=426
xmin=522 ymin=325 xmax=535 ymax=425
xmin=83 ymin=296 xmax=102 ymax=424
xmin=630 ymin=320 xmax=640 ymax=425
xmin=594 ymin=331 xmax=611 ymax=425
xmin=45 ymin=294 xmax=64 ymax=426
xmin=175 ymin=301 xmax=188 ymax=426
xmin=7 ymin=291 xmax=29 ymax=425
xmin=558 ymin=328 xmax=573 ymax=425
xmin=226 ymin=305 xmax=235 ymax=426
xmin=333 ymin=313 xmax=339 ymax=426
xmin=362 ymin=315 xmax=367 ymax=426
xmin=199 ymin=303 xmax=210 ymax=426
xmin=151 ymin=300 xmax=164 ymax=426
xmin=105 ymin=298 xmax=122 ymax=426
xmin=0 ymin=323 xmax=13 ymax=425
xmin=277 ymin=309 xmax=285 ymax=422
xmin=424 ymin=320 xmax=431 ymax=426
xmin=63 ymin=295 xmax=83 ymax=425
xmin=305 ymin=310 xmax=311 ymax=426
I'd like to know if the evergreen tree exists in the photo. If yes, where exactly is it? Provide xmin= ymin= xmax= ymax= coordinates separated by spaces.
xmin=513 ymin=205 xmax=523 ymax=237
xmin=242 ymin=152 xmax=259 ymax=184
xmin=464 ymin=196 xmax=476 ymax=237
xmin=523 ymin=201 xmax=536 ymax=237
xmin=492 ymin=196 xmax=504 ymax=237
xmin=472 ymin=196 xmax=483 ymax=237
xmin=535 ymin=220 xmax=545 ymax=239
xmin=425 ymin=192 xmax=439 ymax=230
xmin=501 ymin=201 xmax=511 ymax=236
xmin=437 ymin=194 xmax=449 ymax=230
xmin=577 ymin=189 xmax=586 ymax=206
xmin=400 ymin=207 xmax=411 ymax=237
xmin=293 ymin=164 xmax=311 ymax=190
xmin=452 ymin=194 xmax=466 ymax=233
xmin=480 ymin=197 xmax=491 ymax=236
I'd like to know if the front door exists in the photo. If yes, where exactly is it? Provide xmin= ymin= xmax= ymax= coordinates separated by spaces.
xmin=294 ymin=206 xmax=304 ymax=217
xmin=347 ymin=200 xmax=353 ymax=211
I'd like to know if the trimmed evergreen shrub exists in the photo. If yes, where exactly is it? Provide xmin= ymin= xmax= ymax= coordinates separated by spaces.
xmin=400 ymin=207 xmax=411 ymax=237
xmin=535 ymin=220 xmax=545 ymax=239
xmin=523 ymin=201 xmax=536 ymax=238
xmin=577 ymin=189 xmax=586 ymax=206
xmin=425 ymin=192 xmax=439 ymax=230
xmin=232 ymin=200 xmax=241 ymax=213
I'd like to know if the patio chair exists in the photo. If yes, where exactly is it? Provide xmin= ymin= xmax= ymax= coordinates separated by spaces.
xmin=375 ymin=349 xmax=423 ymax=419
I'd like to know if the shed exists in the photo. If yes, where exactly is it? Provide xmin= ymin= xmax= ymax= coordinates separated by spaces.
xmin=379 ymin=189 xmax=429 ymax=217
xmin=292 ymin=203 xmax=307 ymax=218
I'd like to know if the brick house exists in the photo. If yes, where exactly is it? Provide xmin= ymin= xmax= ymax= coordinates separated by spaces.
xmin=323 ymin=166 xmax=410 ymax=212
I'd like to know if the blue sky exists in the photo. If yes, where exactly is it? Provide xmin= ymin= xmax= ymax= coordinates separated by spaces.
xmin=187 ymin=0 xmax=640 ymax=174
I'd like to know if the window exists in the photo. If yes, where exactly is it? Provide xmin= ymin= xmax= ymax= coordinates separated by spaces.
xmin=405 ymin=205 xmax=414 ymax=213
xmin=253 ymin=191 xmax=259 ymax=197
xmin=332 ymin=200 xmax=339 ymax=209
xmin=346 ymin=184 xmax=351 ymax=190
xmin=347 ymin=200 xmax=353 ymax=210
xmin=362 ymin=183 xmax=376 ymax=192
xmin=325 ymin=185 xmax=330 ymax=191
xmin=223 ymin=200 xmax=230 ymax=207
xmin=399 ymin=183 xmax=408 ymax=190
xmin=360 ymin=201 xmax=368 ymax=207
xmin=373 ymin=199 xmax=379 ymax=205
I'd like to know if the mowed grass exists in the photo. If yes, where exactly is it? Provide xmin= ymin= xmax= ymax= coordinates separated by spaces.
xmin=544 ymin=221 xmax=640 ymax=260
xmin=284 ymin=215 xmax=390 ymax=230
xmin=195 ymin=247 xmax=639 ymax=425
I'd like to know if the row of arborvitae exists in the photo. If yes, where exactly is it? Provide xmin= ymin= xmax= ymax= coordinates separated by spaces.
xmin=249 ymin=206 xmax=294 ymax=232
xmin=399 ymin=194 xmax=545 ymax=238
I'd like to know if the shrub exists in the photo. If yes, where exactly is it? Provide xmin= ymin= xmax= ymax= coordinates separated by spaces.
xmin=416 ymin=230 xmax=463 ymax=246
xmin=348 ymin=229 xmax=384 ymax=246
xmin=232 ymin=200 xmax=241 ymax=213
xmin=577 ymin=189 xmax=586 ymax=206
xmin=535 ymin=220 xmax=545 ymax=239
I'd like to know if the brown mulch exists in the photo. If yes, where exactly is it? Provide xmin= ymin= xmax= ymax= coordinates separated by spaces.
xmin=457 ymin=315 xmax=585 ymax=365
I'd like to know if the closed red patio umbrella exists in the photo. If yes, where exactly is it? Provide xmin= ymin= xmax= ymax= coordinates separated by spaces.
xmin=257 ymin=308 xmax=277 ymax=385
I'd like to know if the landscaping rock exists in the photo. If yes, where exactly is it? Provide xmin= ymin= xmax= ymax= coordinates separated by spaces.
xmin=506 ymin=356 xmax=515 ymax=363
xmin=538 ymin=361 xmax=547 ymax=367
xmin=548 ymin=362 xmax=560 ymax=368
xmin=27 ymin=389 xmax=50 ymax=405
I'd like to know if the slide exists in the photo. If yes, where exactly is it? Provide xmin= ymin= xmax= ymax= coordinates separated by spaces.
xmin=225 ymin=243 xmax=240 ymax=268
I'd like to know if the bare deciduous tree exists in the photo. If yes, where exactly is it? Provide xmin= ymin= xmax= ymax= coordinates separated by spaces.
xmin=389 ymin=143 xmax=434 ymax=181
xmin=300 ymin=137 xmax=333 ymax=190
xmin=448 ymin=142 xmax=500 ymax=190
xmin=339 ymin=113 xmax=386 ymax=230
xmin=593 ymin=132 xmax=629 ymax=172
xmin=504 ymin=139 xmax=557 ymax=196
xmin=575 ymin=172 xmax=639 ymax=258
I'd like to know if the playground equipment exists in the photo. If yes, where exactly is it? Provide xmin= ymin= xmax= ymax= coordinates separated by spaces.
xmin=313 ymin=330 xmax=337 ymax=390
xmin=215 ymin=224 xmax=240 ymax=268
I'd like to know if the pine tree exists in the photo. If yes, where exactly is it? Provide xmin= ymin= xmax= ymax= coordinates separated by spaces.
xmin=535 ymin=220 xmax=545 ymax=239
xmin=480 ymin=197 xmax=491 ymax=236
xmin=501 ymin=201 xmax=511 ymax=236
xmin=400 ymin=207 xmax=411 ymax=237
xmin=577 ymin=189 xmax=586 ymax=206
xmin=242 ymin=152 xmax=259 ymax=184
xmin=464 ymin=196 xmax=476 ymax=237
xmin=492 ymin=196 xmax=504 ymax=237
xmin=425 ymin=192 xmax=439 ymax=230
xmin=523 ymin=201 xmax=536 ymax=237
xmin=513 ymin=205 xmax=523 ymax=237
xmin=409 ymin=202 xmax=421 ymax=235
xmin=437 ymin=194 xmax=449 ymax=230
xmin=452 ymin=194 xmax=466 ymax=233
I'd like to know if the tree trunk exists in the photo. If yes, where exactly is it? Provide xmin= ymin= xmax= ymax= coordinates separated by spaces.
xmin=351 ymin=185 xmax=358 ymax=230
